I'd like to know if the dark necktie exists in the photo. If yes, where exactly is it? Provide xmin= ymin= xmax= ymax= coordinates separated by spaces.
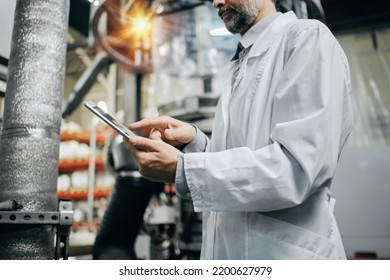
xmin=231 ymin=42 xmax=244 ymax=61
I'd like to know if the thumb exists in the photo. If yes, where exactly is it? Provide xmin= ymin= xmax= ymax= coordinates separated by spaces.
xmin=149 ymin=128 xmax=163 ymax=141
xmin=164 ymin=126 xmax=194 ymax=144
xmin=130 ymin=136 xmax=161 ymax=152
xmin=164 ymin=129 xmax=176 ymax=141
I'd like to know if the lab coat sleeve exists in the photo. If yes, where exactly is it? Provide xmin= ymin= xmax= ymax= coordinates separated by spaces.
xmin=174 ymin=126 xmax=210 ymax=200
xmin=181 ymin=126 xmax=210 ymax=153
xmin=184 ymin=23 xmax=353 ymax=212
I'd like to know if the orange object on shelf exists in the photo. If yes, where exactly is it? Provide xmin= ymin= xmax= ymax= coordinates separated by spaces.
xmin=60 ymin=129 xmax=107 ymax=144
xmin=58 ymin=158 xmax=105 ymax=173
xmin=57 ymin=188 xmax=112 ymax=200
xmin=71 ymin=221 xmax=101 ymax=230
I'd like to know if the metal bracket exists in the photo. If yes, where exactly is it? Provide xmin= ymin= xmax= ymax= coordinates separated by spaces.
xmin=0 ymin=200 xmax=74 ymax=260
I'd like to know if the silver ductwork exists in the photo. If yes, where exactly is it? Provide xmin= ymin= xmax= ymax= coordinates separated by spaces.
xmin=0 ymin=0 xmax=69 ymax=259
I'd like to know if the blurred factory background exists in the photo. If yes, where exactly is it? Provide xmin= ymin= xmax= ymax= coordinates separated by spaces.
xmin=0 ymin=0 xmax=389 ymax=260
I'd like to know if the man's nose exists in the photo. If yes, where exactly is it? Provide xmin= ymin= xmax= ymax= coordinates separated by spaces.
xmin=213 ymin=0 xmax=226 ymax=9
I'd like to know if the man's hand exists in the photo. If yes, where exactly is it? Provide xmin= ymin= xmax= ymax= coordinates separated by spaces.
xmin=129 ymin=116 xmax=196 ymax=148
xmin=125 ymin=135 xmax=180 ymax=183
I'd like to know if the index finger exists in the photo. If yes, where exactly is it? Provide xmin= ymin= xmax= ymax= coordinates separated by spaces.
xmin=129 ymin=135 xmax=163 ymax=152
xmin=129 ymin=117 xmax=170 ymax=131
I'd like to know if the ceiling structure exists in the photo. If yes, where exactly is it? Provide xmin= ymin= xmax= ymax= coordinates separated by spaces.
xmin=69 ymin=0 xmax=390 ymax=37
xmin=321 ymin=0 xmax=390 ymax=34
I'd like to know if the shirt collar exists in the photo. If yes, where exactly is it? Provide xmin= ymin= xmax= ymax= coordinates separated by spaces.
xmin=240 ymin=12 xmax=282 ymax=49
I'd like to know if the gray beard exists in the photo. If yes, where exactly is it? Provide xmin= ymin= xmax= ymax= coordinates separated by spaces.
xmin=223 ymin=1 xmax=262 ymax=34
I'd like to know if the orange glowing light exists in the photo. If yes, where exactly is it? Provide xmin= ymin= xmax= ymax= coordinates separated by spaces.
xmin=93 ymin=0 xmax=158 ymax=72
xmin=127 ymin=16 xmax=152 ymax=40
xmin=121 ymin=4 xmax=154 ymax=40
xmin=134 ymin=17 xmax=150 ymax=32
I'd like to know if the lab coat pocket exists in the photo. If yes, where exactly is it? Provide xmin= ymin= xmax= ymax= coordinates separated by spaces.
xmin=249 ymin=212 xmax=339 ymax=259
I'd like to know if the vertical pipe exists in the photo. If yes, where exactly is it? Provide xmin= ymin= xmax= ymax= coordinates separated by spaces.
xmin=136 ymin=73 xmax=143 ymax=122
xmin=0 ymin=0 xmax=69 ymax=259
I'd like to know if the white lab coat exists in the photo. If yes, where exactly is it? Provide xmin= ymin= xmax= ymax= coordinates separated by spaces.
xmin=183 ymin=12 xmax=353 ymax=259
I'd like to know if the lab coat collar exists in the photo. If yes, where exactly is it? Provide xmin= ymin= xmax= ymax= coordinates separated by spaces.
xmin=240 ymin=12 xmax=282 ymax=50
xmin=232 ymin=12 xmax=298 ymax=95
xmin=214 ymin=12 xmax=299 ymax=152
xmin=248 ymin=11 xmax=298 ymax=59
xmin=232 ymin=12 xmax=282 ymax=61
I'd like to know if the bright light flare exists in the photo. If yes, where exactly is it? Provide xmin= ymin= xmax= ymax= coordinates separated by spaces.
xmin=100 ymin=1 xmax=158 ymax=67
xmin=120 ymin=4 xmax=154 ymax=42
xmin=134 ymin=17 xmax=149 ymax=31
xmin=131 ymin=16 xmax=152 ymax=38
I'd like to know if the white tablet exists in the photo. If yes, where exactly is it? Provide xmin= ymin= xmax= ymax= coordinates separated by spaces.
xmin=84 ymin=100 xmax=135 ymax=139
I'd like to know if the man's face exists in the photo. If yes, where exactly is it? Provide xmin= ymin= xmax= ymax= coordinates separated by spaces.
xmin=215 ymin=0 xmax=263 ymax=34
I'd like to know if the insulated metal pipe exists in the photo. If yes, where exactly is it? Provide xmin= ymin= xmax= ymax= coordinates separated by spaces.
xmin=0 ymin=0 xmax=69 ymax=259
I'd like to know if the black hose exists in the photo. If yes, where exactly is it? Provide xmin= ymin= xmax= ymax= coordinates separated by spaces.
xmin=93 ymin=175 xmax=163 ymax=259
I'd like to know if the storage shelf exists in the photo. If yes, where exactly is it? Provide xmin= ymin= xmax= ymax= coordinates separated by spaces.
xmin=60 ymin=130 xmax=106 ymax=144
xmin=71 ymin=221 xmax=100 ymax=230
xmin=59 ymin=125 xmax=114 ymax=256
xmin=58 ymin=189 xmax=112 ymax=200
xmin=58 ymin=158 xmax=105 ymax=173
